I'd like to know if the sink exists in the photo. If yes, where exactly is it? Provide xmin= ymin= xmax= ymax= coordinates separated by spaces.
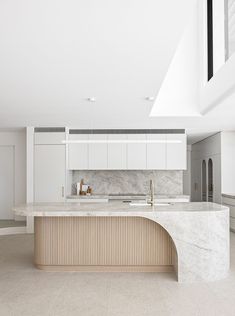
xmin=129 ymin=202 xmax=171 ymax=206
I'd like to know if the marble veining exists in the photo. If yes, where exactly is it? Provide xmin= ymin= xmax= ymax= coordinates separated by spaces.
xmin=72 ymin=170 xmax=183 ymax=195
xmin=13 ymin=202 xmax=230 ymax=283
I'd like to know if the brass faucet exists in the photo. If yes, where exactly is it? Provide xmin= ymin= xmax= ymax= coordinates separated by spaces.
xmin=148 ymin=179 xmax=154 ymax=206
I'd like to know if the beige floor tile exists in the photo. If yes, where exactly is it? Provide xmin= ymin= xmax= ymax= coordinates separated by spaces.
xmin=0 ymin=232 xmax=235 ymax=316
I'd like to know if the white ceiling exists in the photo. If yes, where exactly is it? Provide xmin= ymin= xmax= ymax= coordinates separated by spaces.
xmin=1 ymin=0 xmax=235 ymax=144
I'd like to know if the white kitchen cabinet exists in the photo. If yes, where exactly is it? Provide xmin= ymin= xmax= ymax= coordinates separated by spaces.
xmin=34 ymin=145 xmax=66 ymax=202
xmin=34 ymin=132 xmax=65 ymax=145
xmin=211 ymin=155 xmax=221 ymax=203
xmin=107 ymin=134 xmax=127 ymax=169
xmin=222 ymin=196 xmax=235 ymax=232
xmin=66 ymin=132 xmax=186 ymax=171
xmin=146 ymin=134 xmax=166 ymax=170
xmin=89 ymin=134 xmax=108 ymax=169
xmin=166 ymin=134 xmax=187 ymax=170
xmin=127 ymin=134 xmax=146 ymax=169
xmin=68 ymin=134 xmax=89 ymax=170
xmin=191 ymin=158 xmax=202 ymax=202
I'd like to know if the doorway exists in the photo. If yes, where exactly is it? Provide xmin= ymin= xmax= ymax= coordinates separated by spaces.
xmin=0 ymin=146 xmax=14 ymax=220
xmin=202 ymin=160 xmax=207 ymax=201
xmin=208 ymin=158 xmax=213 ymax=202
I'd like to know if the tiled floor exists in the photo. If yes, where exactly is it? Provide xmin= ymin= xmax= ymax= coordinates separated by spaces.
xmin=0 ymin=233 xmax=234 ymax=316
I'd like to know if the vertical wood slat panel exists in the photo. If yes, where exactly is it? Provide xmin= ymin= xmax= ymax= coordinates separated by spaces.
xmin=35 ymin=217 xmax=175 ymax=268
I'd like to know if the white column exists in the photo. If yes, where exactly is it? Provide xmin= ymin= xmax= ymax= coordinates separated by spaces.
xmin=26 ymin=127 xmax=34 ymax=233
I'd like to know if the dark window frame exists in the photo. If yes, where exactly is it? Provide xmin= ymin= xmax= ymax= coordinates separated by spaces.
xmin=207 ymin=0 xmax=214 ymax=81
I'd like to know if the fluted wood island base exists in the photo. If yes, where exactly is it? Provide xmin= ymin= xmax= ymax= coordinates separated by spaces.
xmin=34 ymin=217 xmax=177 ymax=273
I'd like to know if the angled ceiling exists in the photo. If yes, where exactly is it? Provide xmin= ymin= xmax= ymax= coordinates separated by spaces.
xmin=0 ymin=0 xmax=195 ymax=126
xmin=1 ymin=0 xmax=235 ymax=144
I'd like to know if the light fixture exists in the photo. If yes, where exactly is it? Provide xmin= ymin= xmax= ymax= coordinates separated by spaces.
xmin=145 ymin=96 xmax=155 ymax=101
xmin=62 ymin=139 xmax=182 ymax=144
xmin=87 ymin=97 xmax=96 ymax=102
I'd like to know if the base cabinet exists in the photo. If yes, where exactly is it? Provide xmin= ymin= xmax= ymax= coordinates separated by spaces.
xmin=222 ymin=196 xmax=235 ymax=232
xmin=34 ymin=216 xmax=176 ymax=272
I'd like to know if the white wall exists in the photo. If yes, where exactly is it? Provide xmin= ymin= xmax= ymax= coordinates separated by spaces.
xmin=221 ymin=131 xmax=235 ymax=193
xmin=150 ymin=1 xmax=200 ymax=117
xmin=0 ymin=130 xmax=26 ymax=220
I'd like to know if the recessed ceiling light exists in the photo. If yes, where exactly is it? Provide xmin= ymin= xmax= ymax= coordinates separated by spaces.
xmin=87 ymin=97 xmax=96 ymax=102
xmin=145 ymin=96 xmax=155 ymax=101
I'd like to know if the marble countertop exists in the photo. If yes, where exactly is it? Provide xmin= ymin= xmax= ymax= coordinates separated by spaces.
xmin=13 ymin=201 xmax=227 ymax=217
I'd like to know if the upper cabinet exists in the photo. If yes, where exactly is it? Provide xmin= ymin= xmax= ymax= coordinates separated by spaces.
xmin=166 ymin=134 xmax=187 ymax=170
xmin=127 ymin=134 xmax=146 ymax=170
xmin=107 ymin=134 xmax=127 ymax=169
xmin=89 ymin=134 xmax=108 ymax=170
xmin=68 ymin=134 xmax=89 ymax=170
xmin=67 ymin=131 xmax=187 ymax=171
xmin=146 ymin=134 xmax=166 ymax=170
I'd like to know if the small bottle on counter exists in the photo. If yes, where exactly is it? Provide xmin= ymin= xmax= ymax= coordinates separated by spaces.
xmin=87 ymin=186 xmax=92 ymax=196
xmin=76 ymin=182 xmax=80 ymax=195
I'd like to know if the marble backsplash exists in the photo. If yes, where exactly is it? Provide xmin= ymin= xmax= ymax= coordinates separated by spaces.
xmin=72 ymin=170 xmax=183 ymax=195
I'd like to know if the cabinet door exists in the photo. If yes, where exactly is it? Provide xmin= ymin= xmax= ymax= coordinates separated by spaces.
xmin=166 ymin=134 xmax=187 ymax=170
xmin=210 ymin=155 xmax=221 ymax=204
xmin=107 ymin=134 xmax=127 ymax=169
xmin=127 ymin=134 xmax=146 ymax=169
xmin=89 ymin=134 xmax=108 ymax=169
xmin=146 ymin=134 xmax=166 ymax=170
xmin=68 ymin=134 xmax=89 ymax=170
xmin=34 ymin=145 xmax=66 ymax=202
xmin=191 ymin=158 xmax=201 ymax=202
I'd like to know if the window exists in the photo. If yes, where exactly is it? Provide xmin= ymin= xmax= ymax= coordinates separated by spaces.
xmin=207 ymin=0 xmax=214 ymax=81
xmin=206 ymin=0 xmax=226 ymax=80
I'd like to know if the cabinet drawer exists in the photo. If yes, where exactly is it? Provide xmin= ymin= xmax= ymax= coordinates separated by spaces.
xmin=230 ymin=206 xmax=235 ymax=218
xmin=222 ymin=196 xmax=235 ymax=207
xmin=222 ymin=203 xmax=235 ymax=218
xmin=230 ymin=217 xmax=235 ymax=230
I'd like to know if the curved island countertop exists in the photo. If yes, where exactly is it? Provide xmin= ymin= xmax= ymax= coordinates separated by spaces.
xmin=13 ymin=202 xmax=230 ymax=283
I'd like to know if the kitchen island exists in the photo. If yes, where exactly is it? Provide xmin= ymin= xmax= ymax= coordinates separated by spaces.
xmin=13 ymin=202 xmax=229 ymax=283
